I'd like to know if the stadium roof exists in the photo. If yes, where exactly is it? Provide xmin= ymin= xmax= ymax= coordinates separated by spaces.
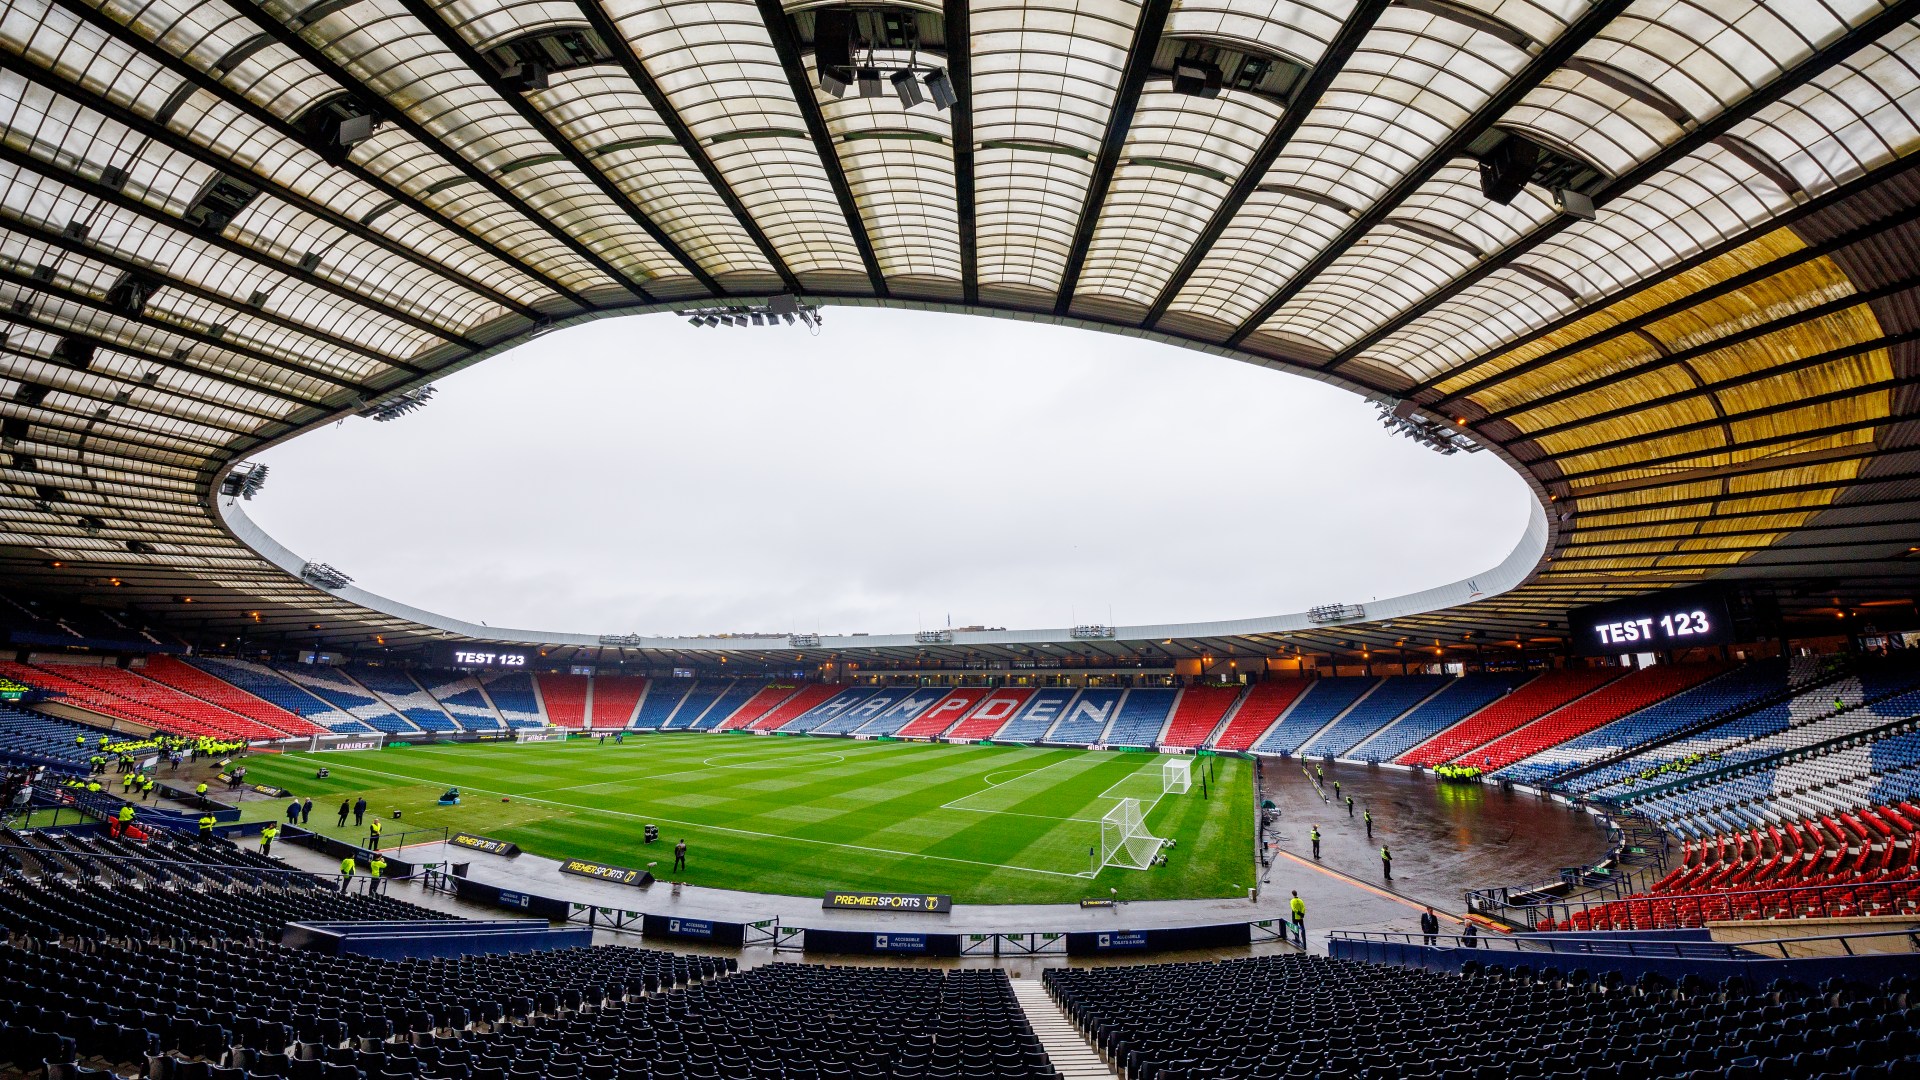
xmin=1 ymin=0 xmax=1918 ymax=666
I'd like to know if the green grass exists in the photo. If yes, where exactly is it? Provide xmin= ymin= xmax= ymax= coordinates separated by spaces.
xmin=235 ymin=733 xmax=1254 ymax=905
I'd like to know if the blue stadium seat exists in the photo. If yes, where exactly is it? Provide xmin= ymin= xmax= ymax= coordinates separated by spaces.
xmin=1103 ymin=688 xmax=1178 ymax=747
xmin=1045 ymin=689 xmax=1122 ymax=744
xmin=1351 ymin=674 xmax=1531 ymax=762
xmin=1252 ymin=678 xmax=1379 ymax=755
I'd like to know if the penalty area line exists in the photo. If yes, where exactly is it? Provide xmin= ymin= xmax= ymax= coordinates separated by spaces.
xmin=307 ymin=756 xmax=1094 ymax=881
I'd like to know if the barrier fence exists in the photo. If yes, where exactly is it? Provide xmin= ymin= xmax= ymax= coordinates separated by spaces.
xmin=1329 ymin=924 xmax=1920 ymax=987
xmin=420 ymin=865 xmax=1303 ymax=959
xmin=1480 ymin=875 xmax=1920 ymax=931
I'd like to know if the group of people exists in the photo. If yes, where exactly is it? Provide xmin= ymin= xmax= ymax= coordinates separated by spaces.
xmin=1622 ymin=748 xmax=1724 ymax=786
xmin=1434 ymin=763 xmax=1483 ymax=783
xmin=1304 ymin=765 xmax=1395 ymax=882
xmin=332 ymin=796 xmax=388 ymax=849
xmin=338 ymin=853 xmax=389 ymax=894
xmin=1282 ymin=767 xmax=1510 ymax=959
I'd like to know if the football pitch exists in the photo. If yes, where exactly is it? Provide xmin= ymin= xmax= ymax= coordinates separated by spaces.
xmin=236 ymin=734 xmax=1255 ymax=905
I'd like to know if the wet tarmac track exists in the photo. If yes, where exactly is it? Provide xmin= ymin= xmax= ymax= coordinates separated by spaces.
xmin=1255 ymin=758 xmax=1614 ymax=950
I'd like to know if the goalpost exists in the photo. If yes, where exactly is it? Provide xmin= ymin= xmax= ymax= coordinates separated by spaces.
xmin=1100 ymin=797 xmax=1164 ymax=871
xmin=1163 ymin=757 xmax=1192 ymax=795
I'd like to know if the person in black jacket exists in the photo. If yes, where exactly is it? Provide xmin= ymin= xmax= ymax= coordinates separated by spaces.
xmin=353 ymin=796 xmax=367 ymax=826
xmin=1420 ymin=907 xmax=1439 ymax=946
xmin=336 ymin=798 xmax=350 ymax=828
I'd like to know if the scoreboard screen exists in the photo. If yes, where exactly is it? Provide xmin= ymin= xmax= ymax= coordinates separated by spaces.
xmin=437 ymin=644 xmax=535 ymax=669
xmin=1571 ymin=585 xmax=1735 ymax=655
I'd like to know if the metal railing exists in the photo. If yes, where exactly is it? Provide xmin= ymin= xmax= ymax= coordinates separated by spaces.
xmin=1478 ymin=875 xmax=1920 ymax=931
xmin=1468 ymin=815 xmax=1668 ymax=924
xmin=1330 ymin=924 xmax=1920 ymax=963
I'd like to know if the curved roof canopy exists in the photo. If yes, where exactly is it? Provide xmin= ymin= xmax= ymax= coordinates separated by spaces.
xmin=1 ymin=0 xmax=1918 ymax=666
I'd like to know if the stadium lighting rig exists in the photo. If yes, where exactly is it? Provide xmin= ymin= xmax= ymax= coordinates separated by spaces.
xmin=356 ymin=385 xmax=437 ymax=422
xmin=1374 ymin=400 xmax=1483 ymax=456
xmin=219 ymin=462 xmax=269 ymax=501
xmin=678 ymin=294 xmax=823 ymax=330
xmin=813 ymin=9 xmax=959 ymax=111
xmin=599 ymin=634 xmax=644 ymax=647
xmin=299 ymin=562 xmax=354 ymax=590
xmin=1307 ymin=603 xmax=1366 ymax=625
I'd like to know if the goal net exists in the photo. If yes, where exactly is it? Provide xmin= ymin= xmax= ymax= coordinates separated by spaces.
xmin=1100 ymin=798 xmax=1164 ymax=871
xmin=516 ymin=729 xmax=566 ymax=743
xmin=1163 ymin=757 xmax=1192 ymax=795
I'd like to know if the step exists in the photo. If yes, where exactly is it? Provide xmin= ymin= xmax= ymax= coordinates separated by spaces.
xmin=1010 ymin=976 xmax=1115 ymax=1078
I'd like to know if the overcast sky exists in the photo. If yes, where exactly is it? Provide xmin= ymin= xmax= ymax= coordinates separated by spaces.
xmin=245 ymin=308 xmax=1532 ymax=637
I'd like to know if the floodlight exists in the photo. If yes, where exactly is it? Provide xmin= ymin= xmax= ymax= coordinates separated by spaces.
xmin=891 ymin=68 xmax=925 ymax=108
xmin=925 ymin=68 xmax=956 ymax=111
xmin=1172 ymin=60 xmax=1222 ymax=99
xmin=857 ymin=67 xmax=883 ymax=98
xmin=1554 ymin=188 xmax=1597 ymax=221
xmin=819 ymin=66 xmax=850 ymax=97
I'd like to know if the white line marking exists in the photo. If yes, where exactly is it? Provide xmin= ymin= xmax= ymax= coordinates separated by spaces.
xmin=303 ymin=754 xmax=1097 ymax=879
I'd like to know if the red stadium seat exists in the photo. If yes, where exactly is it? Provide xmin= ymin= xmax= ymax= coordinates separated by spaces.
xmin=1209 ymin=680 xmax=1308 ymax=752
xmin=1397 ymin=668 xmax=1625 ymax=767
xmin=1160 ymin=686 xmax=1243 ymax=748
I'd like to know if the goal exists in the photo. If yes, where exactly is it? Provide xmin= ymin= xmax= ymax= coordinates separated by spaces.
xmin=1163 ymin=757 xmax=1192 ymax=795
xmin=1100 ymin=797 xmax=1164 ymax=871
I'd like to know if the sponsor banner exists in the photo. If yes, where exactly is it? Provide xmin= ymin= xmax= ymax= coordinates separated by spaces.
xmin=640 ymin=913 xmax=748 ymax=946
xmin=1064 ymin=922 xmax=1251 ymax=956
xmin=318 ymin=740 xmax=381 ymax=752
xmin=560 ymin=858 xmax=653 ymax=887
xmin=802 ymin=927 xmax=962 ymax=957
xmin=249 ymin=783 xmax=290 ymax=798
xmin=450 ymin=832 xmax=520 ymax=857
xmin=447 ymin=877 xmax=571 ymax=920
xmin=822 ymin=890 xmax=952 ymax=914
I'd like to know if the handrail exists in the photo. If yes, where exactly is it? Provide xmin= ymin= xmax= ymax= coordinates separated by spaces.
xmin=1330 ymin=924 xmax=1920 ymax=962
xmin=1476 ymin=874 xmax=1920 ymax=931
xmin=1470 ymin=814 xmax=1667 ymax=913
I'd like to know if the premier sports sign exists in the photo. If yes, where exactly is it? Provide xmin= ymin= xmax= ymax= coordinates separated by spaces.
xmin=559 ymin=858 xmax=652 ymax=886
xmin=450 ymin=832 xmax=519 ymax=857
xmin=822 ymin=890 xmax=952 ymax=913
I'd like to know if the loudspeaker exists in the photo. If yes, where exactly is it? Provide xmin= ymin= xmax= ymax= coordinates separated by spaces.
xmin=816 ymin=9 xmax=853 ymax=92
xmin=1478 ymin=137 xmax=1535 ymax=205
